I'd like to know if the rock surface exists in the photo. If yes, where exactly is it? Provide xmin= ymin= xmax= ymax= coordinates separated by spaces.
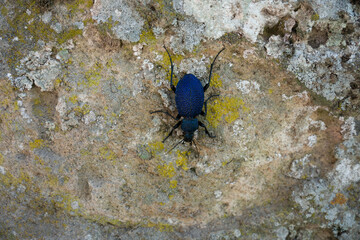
xmin=0 ymin=0 xmax=359 ymax=239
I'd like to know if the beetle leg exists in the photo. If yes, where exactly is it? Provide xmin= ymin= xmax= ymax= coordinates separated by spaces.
xmin=198 ymin=121 xmax=216 ymax=138
xmin=204 ymin=47 xmax=225 ymax=92
xmin=150 ymin=111 xmax=181 ymax=120
xmin=163 ymin=120 xmax=182 ymax=143
xmin=201 ymin=94 xmax=220 ymax=116
xmin=163 ymin=46 xmax=176 ymax=93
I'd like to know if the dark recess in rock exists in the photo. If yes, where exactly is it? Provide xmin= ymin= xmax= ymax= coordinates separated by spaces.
xmin=308 ymin=27 xmax=328 ymax=49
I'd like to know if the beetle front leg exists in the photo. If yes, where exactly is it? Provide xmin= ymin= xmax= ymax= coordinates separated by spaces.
xmin=163 ymin=120 xmax=182 ymax=143
xmin=198 ymin=121 xmax=216 ymax=138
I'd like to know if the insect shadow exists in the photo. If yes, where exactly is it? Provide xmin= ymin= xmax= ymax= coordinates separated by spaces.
xmin=151 ymin=46 xmax=225 ymax=152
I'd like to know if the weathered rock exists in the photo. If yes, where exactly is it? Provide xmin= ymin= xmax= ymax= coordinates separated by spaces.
xmin=91 ymin=0 xmax=144 ymax=42
xmin=0 ymin=0 xmax=359 ymax=239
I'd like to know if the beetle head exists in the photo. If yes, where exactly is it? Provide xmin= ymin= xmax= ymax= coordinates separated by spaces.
xmin=181 ymin=118 xmax=198 ymax=143
xmin=184 ymin=132 xmax=194 ymax=142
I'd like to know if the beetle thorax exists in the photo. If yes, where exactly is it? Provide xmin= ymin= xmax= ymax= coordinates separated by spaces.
xmin=181 ymin=118 xmax=198 ymax=134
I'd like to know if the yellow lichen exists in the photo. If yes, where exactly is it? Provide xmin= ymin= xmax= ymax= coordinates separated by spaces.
xmin=99 ymin=146 xmax=117 ymax=162
xmin=206 ymin=97 xmax=249 ymax=128
xmin=146 ymin=221 xmax=174 ymax=232
xmin=139 ymin=29 xmax=156 ymax=45
xmin=3 ymin=2 xmax=56 ymax=48
xmin=169 ymin=179 xmax=177 ymax=189
xmin=13 ymin=101 xmax=19 ymax=111
xmin=105 ymin=58 xmax=115 ymax=68
xmin=311 ymin=13 xmax=320 ymax=21
xmin=33 ymin=97 xmax=41 ymax=105
xmin=158 ymin=162 xmax=175 ymax=178
xmin=84 ymin=214 xmax=130 ymax=227
xmin=34 ymin=155 xmax=45 ymax=165
xmin=73 ymin=104 xmax=90 ymax=116
xmin=68 ymin=95 xmax=78 ymax=104
xmin=0 ymin=153 xmax=4 ymax=165
xmin=222 ymin=159 xmax=231 ymax=166
xmin=57 ymin=29 xmax=83 ymax=45
xmin=66 ymin=58 xmax=74 ymax=65
xmin=176 ymin=150 xmax=189 ymax=171
xmin=146 ymin=141 xmax=165 ymax=155
xmin=78 ymin=62 xmax=103 ymax=88
xmin=0 ymin=163 xmax=82 ymax=219
xmin=66 ymin=0 xmax=94 ymax=14
xmin=46 ymin=173 xmax=61 ymax=187
xmin=29 ymin=139 xmax=45 ymax=150
xmin=54 ymin=78 xmax=63 ymax=88
xmin=50 ymin=193 xmax=81 ymax=215
xmin=209 ymin=73 xmax=223 ymax=88
xmin=0 ymin=98 xmax=9 ymax=108
xmin=33 ymin=106 xmax=44 ymax=117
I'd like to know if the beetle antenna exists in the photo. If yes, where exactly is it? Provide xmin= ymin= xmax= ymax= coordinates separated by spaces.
xmin=167 ymin=139 xmax=184 ymax=153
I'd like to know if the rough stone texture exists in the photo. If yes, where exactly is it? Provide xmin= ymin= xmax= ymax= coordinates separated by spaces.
xmin=0 ymin=0 xmax=359 ymax=239
xmin=91 ymin=0 xmax=145 ymax=42
xmin=170 ymin=18 xmax=205 ymax=54
xmin=14 ymin=48 xmax=62 ymax=91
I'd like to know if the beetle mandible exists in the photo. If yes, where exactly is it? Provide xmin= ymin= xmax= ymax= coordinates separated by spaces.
xmin=151 ymin=46 xmax=225 ymax=145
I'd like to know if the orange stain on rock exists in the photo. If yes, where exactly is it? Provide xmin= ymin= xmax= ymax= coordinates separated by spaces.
xmin=330 ymin=193 xmax=347 ymax=205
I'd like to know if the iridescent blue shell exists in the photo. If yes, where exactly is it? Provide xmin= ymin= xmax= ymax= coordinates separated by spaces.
xmin=175 ymin=74 xmax=204 ymax=118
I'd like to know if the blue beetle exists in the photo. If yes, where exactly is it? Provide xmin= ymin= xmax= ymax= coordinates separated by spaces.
xmin=151 ymin=46 xmax=225 ymax=145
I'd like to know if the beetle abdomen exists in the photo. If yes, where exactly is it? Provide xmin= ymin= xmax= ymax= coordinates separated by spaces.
xmin=175 ymin=74 xmax=204 ymax=118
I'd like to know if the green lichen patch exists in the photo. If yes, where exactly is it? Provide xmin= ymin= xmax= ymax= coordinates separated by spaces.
xmin=84 ymin=214 xmax=130 ymax=228
xmin=50 ymin=193 xmax=81 ymax=215
xmin=73 ymin=104 xmax=90 ymax=116
xmin=139 ymin=29 xmax=157 ymax=45
xmin=68 ymin=95 xmax=78 ymax=104
xmin=1 ymin=1 xmax=56 ymax=43
xmin=65 ymin=0 xmax=94 ymax=14
xmin=78 ymin=62 xmax=104 ymax=88
xmin=145 ymin=221 xmax=174 ymax=232
xmin=57 ymin=28 xmax=83 ymax=45
xmin=1 ymin=2 xmax=53 ymax=69
xmin=1 ymin=1 xmax=90 ymax=72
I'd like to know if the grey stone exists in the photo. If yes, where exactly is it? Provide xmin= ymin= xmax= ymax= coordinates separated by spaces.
xmin=91 ymin=0 xmax=144 ymax=42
